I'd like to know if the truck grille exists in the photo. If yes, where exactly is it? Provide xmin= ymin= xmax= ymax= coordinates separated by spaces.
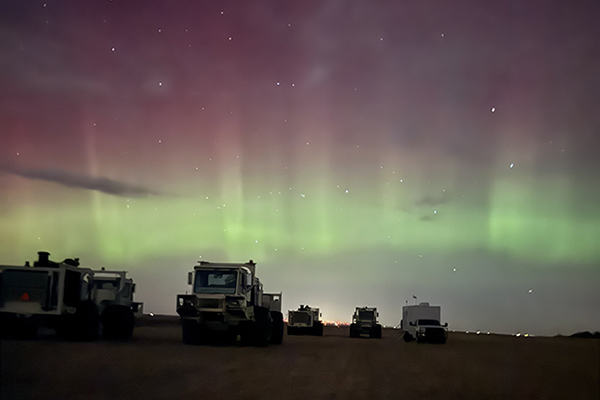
xmin=198 ymin=299 xmax=222 ymax=309
xmin=290 ymin=312 xmax=311 ymax=325
xmin=358 ymin=311 xmax=375 ymax=321
xmin=425 ymin=327 xmax=446 ymax=338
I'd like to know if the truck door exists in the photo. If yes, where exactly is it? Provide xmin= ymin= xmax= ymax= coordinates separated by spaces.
xmin=63 ymin=269 xmax=82 ymax=306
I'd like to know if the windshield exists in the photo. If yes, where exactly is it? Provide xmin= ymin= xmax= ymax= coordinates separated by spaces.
xmin=194 ymin=270 xmax=238 ymax=294
xmin=418 ymin=319 xmax=440 ymax=326
xmin=358 ymin=310 xmax=375 ymax=321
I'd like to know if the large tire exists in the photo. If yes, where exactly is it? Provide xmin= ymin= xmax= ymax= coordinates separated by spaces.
xmin=18 ymin=322 xmax=39 ymax=340
xmin=240 ymin=322 xmax=253 ymax=346
xmin=77 ymin=301 xmax=100 ymax=341
xmin=349 ymin=323 xmax=358 ymax=338
xmin=58 ymin=301 xmax=99 ymax=341
xmin=252 ymin=306 xmax=272 ymax=347
xmin=0 ymin=315 xmax=37 ymax=339
xmin=371 ymin=324 xmax=382 ymax=339
xmin=182 ymin=319 xmax=202 ymax=345
xmin=403 ymin=332 xmax=413 ymax=342
xmin=270 ymin=311 xmax=284 ymax=344
xmin=313 ymin=321 xmax=324 ymax=336
xmin=102 ymin=306 xmax=134 ymax=340
xmin=223 ymin=330 xmax=239 ymax=344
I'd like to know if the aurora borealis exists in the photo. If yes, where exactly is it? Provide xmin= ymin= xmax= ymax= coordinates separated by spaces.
xmin=1 ymin=1 xmax=599 ymax=335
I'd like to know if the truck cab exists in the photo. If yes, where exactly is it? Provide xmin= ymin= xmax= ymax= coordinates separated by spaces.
xmin=0 ymin=252 xmax=98 ymax=341
xmin=93 ymin=270 xmax=143 ymax=339
xmin=349 ymin=306 xmax=382 ymax=338
xmin=176 ymin=260 xmax=284 ymax=346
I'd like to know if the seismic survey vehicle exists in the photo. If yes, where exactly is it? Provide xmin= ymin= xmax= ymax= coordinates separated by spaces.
xmin=176 ymin=260 xmax=284 ymax=346
xmin=93 ymin=269 xmax=143 ymax=340
xmin=349 ymin=306 xmax=382 ymax=338
xmin=287 ymin=305 xmax=324 ymax=336
xmin=401 ymin=302 xmax=448 ymax=343
xmin=0 ymin=251 xmax=141 ymax=341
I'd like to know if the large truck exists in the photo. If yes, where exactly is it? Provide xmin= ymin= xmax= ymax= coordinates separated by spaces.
xmin=176 ymin=259 xmax=284 ymax=346
xmin=93 ymin=269 xmax=143 ymax=340
xmin=287 ymin=305 xmax=324 ymax=336
xmin=401 ymin=302 xmax=448 ymax=343
xmin=349 ymin=306 xmax=382 ymax=338
xmin=0 ymin=251 xmax=141 ymax=341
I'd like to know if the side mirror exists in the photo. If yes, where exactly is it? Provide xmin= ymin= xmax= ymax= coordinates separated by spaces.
xmin=443 ymin=322 xmax=448 ymax=327
xmin=409 ymin=322 xmax=415 ymax=326
xmin=132 ymin=283 xmax=136 ymax=293
xmin=187 ymin=272 xmax=193 ymax=285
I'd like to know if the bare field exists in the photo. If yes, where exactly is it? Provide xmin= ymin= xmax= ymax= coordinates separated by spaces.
xmin=2 ymin=316 xmax=599 ymax=400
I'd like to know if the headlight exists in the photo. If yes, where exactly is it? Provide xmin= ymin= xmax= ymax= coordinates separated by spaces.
xmin=226 ymin=298 xmax=244 ymax=307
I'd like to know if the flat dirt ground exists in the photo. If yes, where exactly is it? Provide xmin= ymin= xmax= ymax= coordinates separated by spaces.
xmin=1 ymin=316 xmax=599 ymax=400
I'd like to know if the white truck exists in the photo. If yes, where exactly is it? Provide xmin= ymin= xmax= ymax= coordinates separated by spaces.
xmin=176 ymin=260 xmax=284 ymax=346
xmin=0 ymin=251 xmax=141 ymax=341
xmin=287 ymin=305 xmax=324 ymax=336
xmin=93 ymin=269 xmax=143 ymax=340
xmin=401 ymin=302 xmax=448 ymax=344
xmin=349 ymin=306 xmax=382 ymax=338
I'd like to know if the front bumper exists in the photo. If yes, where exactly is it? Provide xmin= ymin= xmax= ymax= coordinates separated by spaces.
xmin=417 ymin=327 xmax=448 ymax=342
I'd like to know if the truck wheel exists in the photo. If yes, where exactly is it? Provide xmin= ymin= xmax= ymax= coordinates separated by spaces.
xmin=403 ymin=332 xmax=413 ymax=342
xmin=0 ymin=315 xmax=37 ymax=339
xmin=270 ymin=311 xmax=284 ymax=344
xmin=371 ymin=324 xmax=382 ymax=339
xmin=252 ymin=306 xmax=272 ymax=347
xmin=313 ymin=321 xmax=324 ymax=336
xmin=102 ymin=306 xmax=134 ymax=340
xmin=182 ymin=320 xmax=202 ymax=345
xmin=349 ymin=324 xmax=357 ymax=338
xmin=240 ymin=322 xmax=253 ymax=346
xmin=224 ymin=330 xmax=239 ymax=344
xmin=18 ymin=322 xmax=39 ymax=339
xmin=63 ymin=301 xmax=99 ymax=342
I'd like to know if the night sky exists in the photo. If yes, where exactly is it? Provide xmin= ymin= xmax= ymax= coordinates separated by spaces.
xmin=1 ymin=1 xmax=599 ymax=335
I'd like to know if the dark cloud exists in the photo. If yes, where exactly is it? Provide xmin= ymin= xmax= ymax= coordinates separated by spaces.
xmin=415 ymin=193 xmax=450 ymax=207
xmin=0 ymin=164 xmax=162 ymax=197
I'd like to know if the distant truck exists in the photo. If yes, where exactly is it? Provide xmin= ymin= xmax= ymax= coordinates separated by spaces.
xmin=349 ymin=306 xmax=382 ymax=338
xmin=0 ymin=251 xmax=141 ymax=341
xmin=401 ymin=302 xmax=448 ymax=344
xmin=287 ymin=305 xmax=324 ymax=336
xmin=176 ymin=260 xmax=284 ymax=346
